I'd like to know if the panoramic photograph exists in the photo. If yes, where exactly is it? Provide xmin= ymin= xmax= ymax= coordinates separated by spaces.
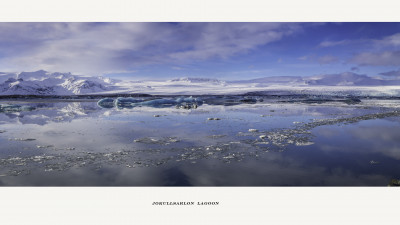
xmin=0 ymin=22 xmax=400 ymax=186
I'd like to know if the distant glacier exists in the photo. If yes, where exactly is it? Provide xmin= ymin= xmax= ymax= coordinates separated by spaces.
xmin=1 ymin=70 xmax=400 ymax=96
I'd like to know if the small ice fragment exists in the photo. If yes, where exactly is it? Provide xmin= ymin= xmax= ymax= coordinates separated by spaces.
xmin=259 ymin=135 xmax=267 ymax=139
xmin=153 ymin=115 xmax=161 ymax=117
xmin=10 ymin=138 xmax=36 ymax=141
xmin=255 ymin=141 xmax=269 ymax=145
xmin=66 ymin=147 xmax=76 ymax=150
xmin=207 ymin=134 xmax=226 ymax=139
xmin=248 ymin=129 xmax=258 ymax=132
xmin=207 ymin=118 xmax=221 ymax=120
xmin=295 ymin=141 xmax=314 ymax=146
xmin=370 ymin=160 xmax=380 ymax=165
xmin=0 ymin=130 xmax=6 ymax=133
xmin=36 ymin=145 xmax=54 ymax=149
xmin=133 ymin=137 xmax=180 ymax=145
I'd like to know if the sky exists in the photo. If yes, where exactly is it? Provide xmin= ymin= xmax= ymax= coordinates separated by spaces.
xmin=1 ymin=22 xmax=400 ymax=81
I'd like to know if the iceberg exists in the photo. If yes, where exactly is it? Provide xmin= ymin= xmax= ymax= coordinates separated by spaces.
xmin=202 ymin=96 xmax=259 ymax=106
xmin=114 ymin=97 xmax=144 ymax=109
xmin=131 ymin=96 xmax=203 ymax=108
xmin=97 ymin=98 xmax=115 ymax=108
xmin=0 ymin=104 xmax=36 ymax=113
xmin=97 ymin=96 xmax=203 ymax=109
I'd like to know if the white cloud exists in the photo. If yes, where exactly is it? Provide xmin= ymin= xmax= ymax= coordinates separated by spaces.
xmin=319 ymin=40 xmax=351 ymax=47
xmin=375 ymin=33 xmax=400 ymax=47
xmin=351 ymin=51 xmax=400 ymax=66
xmin=317 ymin=55 xmax=338 ymax=64
xmin=298 ymin=55 xmax=308 ymax=60
xmin=0 ymin=22 xmax=303 ymax=75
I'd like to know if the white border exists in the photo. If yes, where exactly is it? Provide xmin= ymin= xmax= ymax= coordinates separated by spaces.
xmin=1 ymin=187 xmax=400 ymax=225
xmin=0 ymin=0 xmax=399 ymax=22
xmin=1 ymin=0 xmax=400 ymax=224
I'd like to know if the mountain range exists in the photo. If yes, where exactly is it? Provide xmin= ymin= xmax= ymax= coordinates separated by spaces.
xmin=1 ymin=70 xmax=400 ymax=96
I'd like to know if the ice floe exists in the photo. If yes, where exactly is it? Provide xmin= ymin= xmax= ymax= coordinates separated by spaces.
xmin=0 ymin=104 xmax=35 ymax=113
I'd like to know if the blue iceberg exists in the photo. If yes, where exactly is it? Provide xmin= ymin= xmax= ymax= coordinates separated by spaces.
xmin=97 ymin=96 xmax=203 ymax=109
xmin=0 ymin=104 xmax=36 ymax=113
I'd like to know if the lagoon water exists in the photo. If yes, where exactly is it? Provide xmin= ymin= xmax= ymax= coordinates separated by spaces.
xmin=1 ymin=97 xmax=400 ymax=186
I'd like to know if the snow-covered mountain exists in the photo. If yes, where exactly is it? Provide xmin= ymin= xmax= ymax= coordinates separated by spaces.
xmin=234 ymin=76 xmax=305 ymax=85
xmin=0 ymin=70 xmax=117 ymax=95
xmin=1 ymin=70 xmax=400 ymax=96
xmin=234 ymin=72 xmax=400 ymax=86
xmin=168 ymin=77 xmax=226 ymax=85
xmin=304 ymin=72 xmax=400 ymax=86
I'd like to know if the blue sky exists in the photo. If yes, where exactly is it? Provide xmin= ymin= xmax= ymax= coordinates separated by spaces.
xmin=0 ymin=22 xmax=400 ymax=80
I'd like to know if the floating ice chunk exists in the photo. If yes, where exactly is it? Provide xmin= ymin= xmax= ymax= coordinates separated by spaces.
xmin=223 ymin=155 xmax=235 ymax=159
xmin=110 ymin=96 xmax=203 ymax=109
xmin=36 ymin=145 xmax=54 ymax=149
xmin=0 ymin=104 xmax=35 ymax=113
xmin=207 ymin=118 xmax=221 ymax=120
xmin=255 ymin=141 xmax=269 ymax=145
xmin=295 ymin=141 xmax=314 ymax=146
xmin=207 ymin=134 xmax=226 ymax=139
xmin=370 ymin=160 xmax=380 ymax=165
xmin=133 ymin=137 xmax=180 ymax=145
xmin=248 ymin=129 xmax=258 ymax=132
xmin=176 ymin=96 xmax=202 ymax=104
xmin=9 ymin=138 xmax=36 ymax=141
xmin=114 ymin=97 xmax=144 ymax=109
xmin=176 ymin=102 xmax=199 ymax=109
xmin=131 ymin=98 xmax=177 ymax=108
xmin=97 ymin=98 xmax=115 ymax=108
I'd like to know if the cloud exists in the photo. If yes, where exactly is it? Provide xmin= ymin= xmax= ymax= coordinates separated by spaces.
xmin=379 ymin=69 xmax=400 ymax=77
xmin=317 ymin=55 xmax=338 ymax=64
xmin=351 ymin=67 xmax=359 ymax=71
xmin=298 ymin=55 xmax=308 ymax=61
xmin=375 ymin=33 xmax=400 ymax=47
xmin=319 ymin=40 xmax=351 ymax=47
xmin=350 ymin=51 xmax=400 ymax=66
xmin=0 ymin=22 xmax=303 ymax=75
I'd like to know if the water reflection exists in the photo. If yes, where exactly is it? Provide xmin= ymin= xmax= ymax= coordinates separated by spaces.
xmin=0 ymin=98 xmax=400 ymax=186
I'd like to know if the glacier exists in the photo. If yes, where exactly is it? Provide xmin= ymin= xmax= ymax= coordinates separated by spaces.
xmin=1 ymin=70 xmax=400 ymax=97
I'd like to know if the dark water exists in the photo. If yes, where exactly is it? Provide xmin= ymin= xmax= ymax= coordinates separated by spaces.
xmin=0 ymin=97 xmax=400 ymax=186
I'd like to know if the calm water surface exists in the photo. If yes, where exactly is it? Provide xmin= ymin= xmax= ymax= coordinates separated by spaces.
xmin=0 ymin=97 xmax=399 ymax=186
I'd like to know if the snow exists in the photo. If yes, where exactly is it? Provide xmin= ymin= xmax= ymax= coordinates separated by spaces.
xmin=1 ymin=70 xmax=400 ymax=96
xmin=0 ymin=70 xmax=114 ymax=95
